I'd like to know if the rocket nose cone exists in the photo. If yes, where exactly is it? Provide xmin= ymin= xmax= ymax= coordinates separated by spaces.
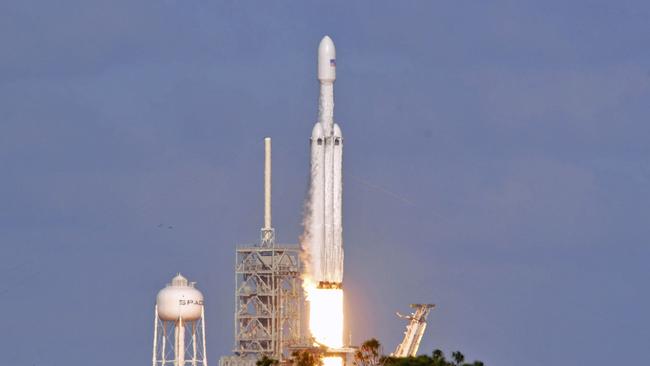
xmin=318 ymin=36 xmax=336 ymax=82
xmin=319 ymin=36 xmax=336 ymax=58
xmin=311 ymin=122 xmax=324 ymax=139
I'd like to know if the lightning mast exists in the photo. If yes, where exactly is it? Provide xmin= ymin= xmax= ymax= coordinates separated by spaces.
xmin=221 ymin=138 xmax=303 ymax=366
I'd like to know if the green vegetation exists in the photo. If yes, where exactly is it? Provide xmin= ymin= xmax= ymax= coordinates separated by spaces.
xmin=353 ymin=339 xmax=484 ymax=366
xmin=285 ymin=338 xmax=483 ymax=366
xmin=382 ymin=351 xmax=483 ymax=366
xmin=354 ymin=338 xmax=383 ymax=366
xmin=291 ymin=349 xmax=324 ymax=366
xmin=256 ymin=355 xmax=279 ymax=366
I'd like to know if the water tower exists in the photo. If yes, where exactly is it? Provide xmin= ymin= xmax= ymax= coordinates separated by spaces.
xmin=152 ymin=273 xmax=207 ymax=366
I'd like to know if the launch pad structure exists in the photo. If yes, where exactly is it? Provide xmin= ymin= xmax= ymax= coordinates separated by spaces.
xmin=393 ymin=304 xmax=436 ymax=358
xmin=220 ymin=138 xmax=304 ymax=366
xmin=232 ymin=235 xmax=303 ymax=358
xmin=220 ymin=37 xmax=433 ymax=366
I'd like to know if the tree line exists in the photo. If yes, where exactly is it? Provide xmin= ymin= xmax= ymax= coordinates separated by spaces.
xmin=354 ymin=338 xmax=484 ymax=366
xmin=257 ymin=338 xmax=484 ymax=366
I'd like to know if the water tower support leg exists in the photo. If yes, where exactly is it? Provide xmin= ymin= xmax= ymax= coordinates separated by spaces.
xmin=162 ymin=322 xmax=167 ymax=366
xmin=177 ymin=317 xmax=185 ymax=366
xmin=153 ymin=306 xmax=159 ymax=366
xmin=192 ymin=321 xmax=197 ymax=366
xmin=201 ymin=307 xmax=208 ymax=366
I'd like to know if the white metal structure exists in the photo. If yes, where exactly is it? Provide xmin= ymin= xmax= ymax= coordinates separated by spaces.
xmin=393 ymin=304 xmax=435 ymax=358
xmin=153 ymin=274 xmax=208 ymax=366
xmin=221 ymin=138 xmax=303 ymax=366
xmin=261 ymin=137 xmax=275 ymax=247
xmin=307 ymin=35 xmax=344 ymax=287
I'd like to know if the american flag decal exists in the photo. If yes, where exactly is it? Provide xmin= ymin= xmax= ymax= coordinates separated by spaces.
xmin=330 ymin=59 xmax=336 ymax=67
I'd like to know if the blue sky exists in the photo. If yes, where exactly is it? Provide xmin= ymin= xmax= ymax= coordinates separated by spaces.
xmin=1 ymin=1 xmax=649 ymax=365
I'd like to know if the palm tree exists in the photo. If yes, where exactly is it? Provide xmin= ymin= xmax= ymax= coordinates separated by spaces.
xmin=292 ymin=350 xmax=323 ymax=366
xmin=354 ymin=338 xmax=382 ymax=366
xmin=431 ymin=350 xmax=444 ymax=361
xmin=360 ymin=338 xmax=484 ymax=366
xmin=451 ymin=352 xmax=464 ymax=366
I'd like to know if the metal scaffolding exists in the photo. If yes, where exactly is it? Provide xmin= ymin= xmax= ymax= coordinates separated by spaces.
xmin=393 ymin=304 xmax=436 ymax=358
xmin=232 ymin=232 xmax=303 ymax=359
xmin=224 ymin=138 xmax=304 ymax=366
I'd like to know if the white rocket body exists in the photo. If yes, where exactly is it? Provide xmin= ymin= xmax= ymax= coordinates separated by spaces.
xmin=309 ymin=36 xmax=344 ymax=286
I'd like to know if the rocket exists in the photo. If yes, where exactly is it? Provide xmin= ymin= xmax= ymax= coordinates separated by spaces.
xmin=308 ymin=36 xmax=344 ymax=288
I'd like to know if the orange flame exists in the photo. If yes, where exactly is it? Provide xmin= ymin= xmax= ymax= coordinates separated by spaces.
xmin=304 ymin=280 xmax=344 ymax=366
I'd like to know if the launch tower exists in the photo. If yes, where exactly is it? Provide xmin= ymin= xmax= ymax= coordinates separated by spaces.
xmin=221 ymin=139 xmax=304 ymax=366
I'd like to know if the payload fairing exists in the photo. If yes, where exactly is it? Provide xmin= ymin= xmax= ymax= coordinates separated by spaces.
xmin=308 ymin=36 xmax=344 ymax=288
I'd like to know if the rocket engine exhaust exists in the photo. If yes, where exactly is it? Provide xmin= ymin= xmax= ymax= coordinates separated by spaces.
xmin=317 ymin=281 xmax=342 ymax=290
